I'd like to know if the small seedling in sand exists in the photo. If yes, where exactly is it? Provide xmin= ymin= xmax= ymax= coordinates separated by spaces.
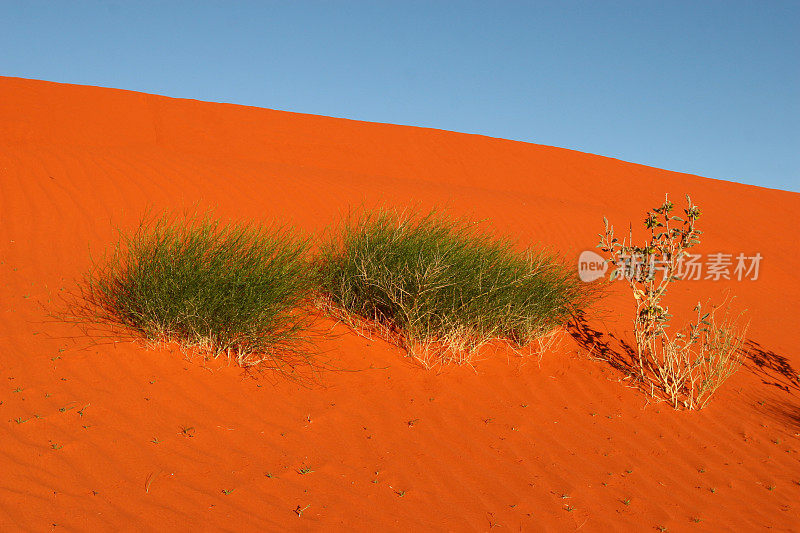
xmin=221 ymin=489 xmax=234 ymax=495
xmin=51 ymin=443 xmax=62 ymax=450
xmin=59 ymin=404 xmax=75 ymax=413
xmin=691 ymin=517 xmax=702 ymax=523
xmin=621 ymin=498 xmax=631 ymax=505
xmin=560 ymin=493 xmax=571 ymax=499
xmin=709 ymin=487 xmax=716 ymax=494
xmin=698 ymin=468 xmax=705 ymax=473
xmin=77 ymin=404 xmax=89 ymax=417
xmin=767 ymin=485 xmax=775 ymax=491
xmin=625 ymin=469 xmax=633 ymax=474
xmin=407 ymin=419 xmax=420 ymax=427
xmin=12 ymin=387 xmax=23 ymax=393
xmin=395 ymin=490 xmax=406 ymax=497
xmin=265 ymin=472 xmax=274 ymax=478
xmin=564 ymin=505 xmax=575 ymax=512
xmin=293 ymin=504 xmax=311 ymax=517
xmin=151 ymin=438 xmax=159 ymax=444
xmin=14 ymin=417 xmax=29 ymax=424
xmin=179 ymin=425 xmax=195 ymax=437
xmin=297 ymin=466 xmax=314 ymax=475
xmin=656 ymin=527 xmax=668 ymax=532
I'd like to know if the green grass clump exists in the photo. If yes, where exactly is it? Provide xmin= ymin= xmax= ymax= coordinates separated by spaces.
xmin=76 ymin=211 xmax=313 ymax=368
xmin=315 ymin=208 xmax=593 ymax=366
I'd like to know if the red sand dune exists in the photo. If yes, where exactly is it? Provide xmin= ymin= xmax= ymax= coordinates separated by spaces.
xmin=1 ymin=76 xmax=798 ymax=531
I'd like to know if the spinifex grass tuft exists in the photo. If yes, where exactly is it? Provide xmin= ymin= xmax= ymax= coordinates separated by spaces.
xmin=315 ymin=208 xmax=594 ymax=367
xmin=74 ymin=210 xmax=314 ymax=368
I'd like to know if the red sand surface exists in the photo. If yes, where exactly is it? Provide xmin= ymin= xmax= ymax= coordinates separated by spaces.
xmin=1 ymin=76 xmax=798 ymax=531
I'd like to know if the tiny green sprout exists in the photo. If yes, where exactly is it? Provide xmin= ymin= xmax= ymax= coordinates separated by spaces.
xmin=51 ymin=356 xmax=60 ymax=362
xmin=560 ymin=493 xmax=571 ymax=499
xmin=698 ymin=468 xmax=705 ymax=473
xmin=293 ymin=504 xmax=311 ymax=517
xmin=709 ymin=487 xmax=716 ymax=494
xmin=621 ymin=498 xmax=631 ymax=505
xmin=179 ymin=425 xmax=195 ymax=437
xmin=151 ymin=438 xmax=159 ymax=444
xmin=14 ymin=417 xmax=28 ymax=424
xmin=297 ymin=466 xmax=314 ymax=475
xmin=407 ymin=418 xmax=420 ymax=427
xmin=772 ymin=438 xmax=780 ymax=445
xmin=12 ymin=387 xmax=23 ymax=393
xmin=767 ymin=485 xmax=775 ymax=491
xmin=521 ymin=404 xmax=528 ymax=408
xmin=395 ymin=490 xmax=406 ymax=497
xmin=564 ymin=505 xmax=575 ymax=512
xmin=589 ymin=412 xmax=597 ymax=416
xmin=51 ymin=443 xmax=62 ymax=450
xmin=77 ymin=404 xmax=89 ymax=417
xmin=656 ymin=526 xmax=668 ymax=532
xmin=691 ymin=517 xmax=702 ymax=523
xmin=222 ymin=489 xmax=234 ymax=495
xmin=265 ymin=472 xmax=274 ymax=478
xmin=625 ymin=469 xmax=633 ymax=474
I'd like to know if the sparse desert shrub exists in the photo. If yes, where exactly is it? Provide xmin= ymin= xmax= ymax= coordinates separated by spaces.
xmin=315 ymin=208 xmax=594 ymax=367
xmin=73 ymin=211 xmax=314 ymax=368
xmin=598 ymin=195 xmax=748 ymax=409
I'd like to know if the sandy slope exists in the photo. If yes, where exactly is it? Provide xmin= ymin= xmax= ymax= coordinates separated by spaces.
xmin=0 ymin=76 xmax=798 ymax=532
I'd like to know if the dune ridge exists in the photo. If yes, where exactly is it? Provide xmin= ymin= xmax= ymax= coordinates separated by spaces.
xmin=1 ymin=76 xmax=798 ymax=531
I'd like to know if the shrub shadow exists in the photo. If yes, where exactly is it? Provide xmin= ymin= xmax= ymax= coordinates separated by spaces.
xmin=568 ymin=312 xmax=799 ymax=397
xmin=567 ymin=311 xmax=639 ymax=377
xmin=741 ymin=338 xmax=800 ymax=394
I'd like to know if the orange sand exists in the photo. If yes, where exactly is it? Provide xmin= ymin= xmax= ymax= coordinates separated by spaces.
xmin=1 ymin=76 xmax=798 ymax=531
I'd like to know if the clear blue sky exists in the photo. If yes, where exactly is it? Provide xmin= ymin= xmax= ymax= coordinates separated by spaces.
xmin=2 ymin=1 xmax=797 ymax=192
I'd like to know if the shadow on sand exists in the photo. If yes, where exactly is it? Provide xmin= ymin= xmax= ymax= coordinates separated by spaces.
xmin=567 ymin=311 xmax=799 ymax=396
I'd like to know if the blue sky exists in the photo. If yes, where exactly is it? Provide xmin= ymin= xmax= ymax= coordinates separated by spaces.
xmin=2 ymin=1 xmax=797 ymax=192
